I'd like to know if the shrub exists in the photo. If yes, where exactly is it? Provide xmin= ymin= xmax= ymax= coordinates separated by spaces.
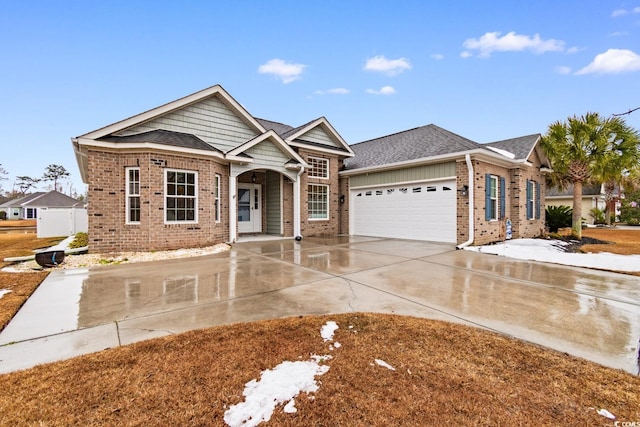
xmin=68 ymin=232 xmax=88 ymax=249
xmin=545 ymin=205 xmax=573 ymax=233
xmin=620 ymin=188 xmax=640 ymax=225
xmin=0 ymin=211 xmax=6 ymax=220
xmin=589 ymin=208 xmax=606 ymax=225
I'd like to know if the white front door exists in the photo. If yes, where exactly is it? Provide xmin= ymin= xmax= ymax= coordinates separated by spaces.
xmin=238 ymin=184 xmax=262 ymax=233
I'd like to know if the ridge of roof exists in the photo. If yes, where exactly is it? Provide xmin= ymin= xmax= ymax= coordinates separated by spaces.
xmin=255 ymin=118 xmax=294 ymax=137
xmin=484 ymin=134 xmax=540 ymax=160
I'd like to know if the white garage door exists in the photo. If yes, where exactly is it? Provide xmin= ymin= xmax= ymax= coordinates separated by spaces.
xmin=351 ymin=180 xmax=456 ymax=243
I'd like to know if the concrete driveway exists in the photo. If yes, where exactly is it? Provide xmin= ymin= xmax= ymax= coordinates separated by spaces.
xmin=1 ymin=236 xmax=639 ymax=374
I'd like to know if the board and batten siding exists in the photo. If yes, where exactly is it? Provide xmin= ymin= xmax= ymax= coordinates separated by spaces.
xmin=265 ymin=170 xmax=281 ymax=234
xmin=116 ymin=96 xmax=259 ymax=152
xmin=349 ymin=162 xmax=456 ymax=188
xmin=295 ymin=126 xmax=339 ymax=148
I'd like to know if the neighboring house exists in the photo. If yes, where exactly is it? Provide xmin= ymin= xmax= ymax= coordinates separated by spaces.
xmin=72 ymin=85 xmax=355 ymax=253
xmin=72 ymin=84 xmax=549 ymax=253
xmin=0 ymin=192 xmax=46 ymax=219
xmin=340 ymin=125 xmax=550 ymax=246
xmin=545 ymin=184 xmax=608 ymax=225
xmin=0 ymin=191 xmax=85 ymax=229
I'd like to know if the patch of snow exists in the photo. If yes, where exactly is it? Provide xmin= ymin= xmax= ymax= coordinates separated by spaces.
xmin=375 ymin=359 xmax=396 ymax=371
xmin=223 ymin=358 xmax=330 ymax=427
xmin=486 ymin=146 xmax=516 ymax=159
xmin=0 ymin=289 xmax=12 ymax=299
xmin=597 ymin=408 xmax=616 ymax=419
xmin=464 ymin=238 xmax=640 ymax=272
xmin=321 ymin=321 xmax=339 ymax=341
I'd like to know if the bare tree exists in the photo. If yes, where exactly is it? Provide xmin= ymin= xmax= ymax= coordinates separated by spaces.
xmin=0 ymin=164 xmax=7 ymax=194
xmin=42 ymin=164 xmax=70 ymax=192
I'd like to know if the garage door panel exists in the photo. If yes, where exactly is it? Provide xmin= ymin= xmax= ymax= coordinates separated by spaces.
xmin=351 ymin=180 xmax=456 ymax=243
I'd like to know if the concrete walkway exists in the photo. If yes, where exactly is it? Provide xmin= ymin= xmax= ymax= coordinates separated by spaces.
xmin=1 ymin=236 xmax=639 ymax=374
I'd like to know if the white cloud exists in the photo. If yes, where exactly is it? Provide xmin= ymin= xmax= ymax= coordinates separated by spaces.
xmin=462 ymin=31 xmax=565 ymax=58
xmin=555 ymin=66 xmax=572 ymax=75
xmin=566 ymin=46 xmax=583 ymax=54
xmin=612 ymin=8 xmax=628 ymax=17
xmin=258 ymin=58 xmax=306 ymax=84
xmin=431 ymin=53 xmax=444 ymax=60
xmin=576 ymin=48 xmax=640 ymax=75
xmin=363 ymin=55 xmax=411 ymax=75
xmin=365 ymin=86 xmax=396 ymax=95
xmin=314 ymin=88 xmax=349 ymax=95
xmin=609 ymin=31 xmax=629 ymax=37
xmin=460 ymin=51 xmax=472 ymax=58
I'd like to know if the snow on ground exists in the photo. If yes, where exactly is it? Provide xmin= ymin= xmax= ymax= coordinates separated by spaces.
xmin=0 ymin=289 xmax=11 ymax=299
xmin=464 ymin=238 xmax=640 ymax=273
xmin=223 ymin=322 xmax=337 ymax=427
xmin=374 ymin=359 xmax=396 ymax=371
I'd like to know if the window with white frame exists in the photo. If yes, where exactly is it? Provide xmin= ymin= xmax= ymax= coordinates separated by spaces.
xmin=214 ymin=174 xmax=221 ymax=223
xmin=126 ymin=167 xmax=140 ymax=223
xmin=25 ymin=208 xmax=37 ymax=219
xmin=307 ymin=157 xmax=329 ymax=179
xmin=527 ymin=179 xmax=540 ymax=220
xmin=488 ymin=175 xmax=498 ymax=220
xmin=165 ymin=169 xmax=197 ymax=223
xmin=308 ymin=184 xmax=328 ymax=219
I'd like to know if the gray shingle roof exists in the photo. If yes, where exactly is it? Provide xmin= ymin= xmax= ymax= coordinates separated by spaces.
xmin=98 ymin=129 xmax=223 ymax=153
xmin=344 ymin=124 xmax=480 ymax=170
xmin=484 ymin=134 xmax=540 ymax=160
xmin=23 ymin=191 xmax=84 ymax=207
xmin=255 ymin=118 xmax=294 ymax=137
xmin=0 ymin=192 xmax=46 ymax=208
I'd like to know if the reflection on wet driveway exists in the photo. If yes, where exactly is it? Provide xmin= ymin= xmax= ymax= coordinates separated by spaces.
xmin=0 ymin=236 xmax=638 ymax=374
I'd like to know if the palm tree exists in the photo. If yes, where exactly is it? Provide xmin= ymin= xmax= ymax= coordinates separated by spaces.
xmin=540 ymin=112 xmax=640 ymax=238
xmin=591 ymin=117 xmax=640 ymax=225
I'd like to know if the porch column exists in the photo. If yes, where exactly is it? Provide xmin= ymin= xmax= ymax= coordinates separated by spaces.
xmin=229 ymin=176 xmax=237 ymax=243
xmin=293 ymin=169 xmax=303 ymax=238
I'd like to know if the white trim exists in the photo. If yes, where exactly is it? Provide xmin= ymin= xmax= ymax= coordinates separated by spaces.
xmin=75 ymin=138 xmax=226 ymax=160
xmin=285 ymin=117 xmax=354 ymax=157
xmin=339 ymin=149 xmax=528 ymax=177
xmin=226 ymin=130 xmax=307 ymax=165
xmin=76 ymin=85 xmax=266 ymax=140
xmin=229 ymin=177 xmax=237 ymax=242
xmin=287 ymin=141 xmax=354 ymax=157
xmin=307 ymin=156 xmax=329 ymax=179
xmin=489 ymin=175 xmax=498 ymax=221
xmin=125 ymin=167 xmax=141 ymax=225
xmin=307 ymin=183 xmax=329 ymax=221
xmin=214 ymin=174 xmax=221 ymax=223
xmin=164 ymin=169 xmax=198 ymax=224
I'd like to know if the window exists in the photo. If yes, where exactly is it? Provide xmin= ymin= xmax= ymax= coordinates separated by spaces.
xmin=126 ymin=167 xmax=140 ymax=224
xmin=412 ymin=187 xmax=422 ymax=193
xmin=308 ymin=184 xmax=328 ymax=220
xmin=375 ymin=190 xmax=383 ymax=195
xmin=307 ymin=157 xmax=329 ymax=179
xmin=527 ymin=180 xmax=541 ymax=219
xmin=25 ymin=208 xmax=37 ymax=219
xmin=485 ymin=174 xmax=506 ymax=221
xmin=214 ymin=174 xmax=221 ymax=223
xmin=426 ymin=186 xmax=437 ymax=192
xmin=487 ymin=175 xmax=498 ymax=220
xmin=165 ymin=169 xmax=197 ymax=223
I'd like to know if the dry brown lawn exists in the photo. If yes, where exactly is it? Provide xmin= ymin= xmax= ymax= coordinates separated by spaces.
xmin=0 ymin=314 xmax=638 ymax=425
xmin=581 ymin=227 xmax=640 ymax=255
xmin=0 ymin=225 xmax=639 ymax=425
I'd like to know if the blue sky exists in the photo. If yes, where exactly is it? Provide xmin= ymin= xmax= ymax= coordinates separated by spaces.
xmin=1 ymin=1 xmax=639 ymax=195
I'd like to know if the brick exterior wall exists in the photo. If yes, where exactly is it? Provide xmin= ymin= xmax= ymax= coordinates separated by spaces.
xmin=87 ymin=149 xmax=229 ymax=253
xmin=456 ymin=156 xmax=546 ymax=246
xmin=338 ymin=172 xmax=350 ymax=235
xmin=297 ymin=149 xmax=342 ymax=237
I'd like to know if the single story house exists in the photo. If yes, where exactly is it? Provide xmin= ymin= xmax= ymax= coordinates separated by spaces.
xmin=0 ymin=191 xmax=83 ymax=220
xmin=72 ymin=84 xmax=549 ymax=253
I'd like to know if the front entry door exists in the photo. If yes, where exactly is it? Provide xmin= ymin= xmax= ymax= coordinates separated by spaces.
xmin=238 ymin=184 xmax=262 ymax=233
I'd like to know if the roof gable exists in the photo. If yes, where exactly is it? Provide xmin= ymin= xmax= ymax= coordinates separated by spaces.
xmin=76 ymin=85 xmax=266 ymax=147
xmin=285 ymin=117 xmax=354 ymax=157
xmin=226 ymin=130 xmax=306 ymax=166
xmin=484 ymin=134 xmax=541 ymax=161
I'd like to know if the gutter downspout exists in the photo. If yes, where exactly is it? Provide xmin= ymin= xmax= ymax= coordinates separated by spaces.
xmin=456 ymin=154 xmax=474 ymax=249
xmin=293 ymin=167 xmax=304 ymax=240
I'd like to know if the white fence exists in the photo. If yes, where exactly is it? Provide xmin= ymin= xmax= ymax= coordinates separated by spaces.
xmin=37 ymin=207 xmax=88 ymax=238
